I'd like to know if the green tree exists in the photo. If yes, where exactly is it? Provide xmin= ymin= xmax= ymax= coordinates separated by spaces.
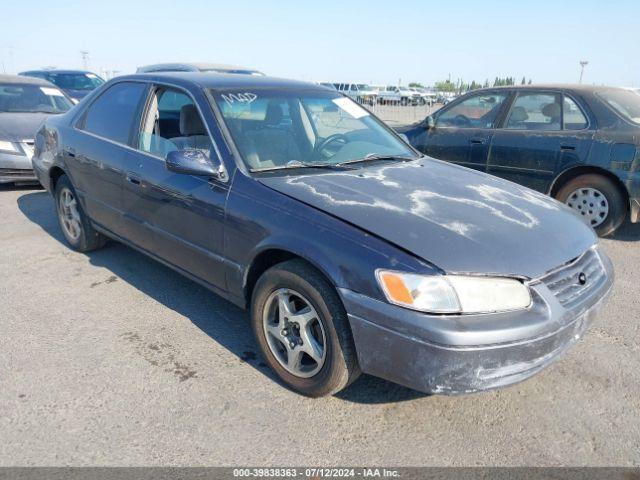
xmin=408 ymin=82 xmax=424 ymax=88
xmin=435 ymin=80 xmax=455 ymax=92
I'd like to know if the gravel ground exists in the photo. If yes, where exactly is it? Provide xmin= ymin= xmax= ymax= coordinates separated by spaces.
xmin=1 ymin=184 xmax=638 ymax=466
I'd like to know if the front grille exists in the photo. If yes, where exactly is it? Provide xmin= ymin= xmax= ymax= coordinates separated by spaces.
xmin=0 ymin=168 xmax=35 ymax=178
xmin=541 ymin=247 xmax=606 ymax=309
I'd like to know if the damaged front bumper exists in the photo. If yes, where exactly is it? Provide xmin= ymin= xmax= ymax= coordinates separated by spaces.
xmin=0 ymin=151 xmax=38 ymax=184
xmin=341 ymin=248 xmax=614 ymax=395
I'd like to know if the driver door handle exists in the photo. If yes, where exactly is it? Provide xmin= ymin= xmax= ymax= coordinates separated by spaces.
xmin=126 ymin=173 xmax=141 ymax=186
xmin=470 ymin=138 xmax=485 ymax=145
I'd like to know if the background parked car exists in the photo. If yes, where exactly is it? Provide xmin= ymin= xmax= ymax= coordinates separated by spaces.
xmin=0 ymin=74 xmax=73 ymax=184
xmin=378 ymin=85 xmax=420 ymax=105
xmin=332 ymin=83 xmax=378 ymax=105
xmin=19 ymin=69 xmax=105 ymax=103
xmin=409 ymin=87 xmax=435 ymax=106
xmin=397 ymin=84 xmax=640 ymax=236
xmin=136 ymin=62 xmax=264 ymax=76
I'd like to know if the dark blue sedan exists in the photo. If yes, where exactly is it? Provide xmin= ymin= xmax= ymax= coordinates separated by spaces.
xmin=19 ymin=69 xmax=105 ymax=103
xmin=32 ymin=73 xmax=612 ymax=396
xmin=398 ymin=85 xmax=640 ymax=236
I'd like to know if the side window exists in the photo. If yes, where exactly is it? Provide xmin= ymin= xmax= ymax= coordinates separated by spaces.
xmin=505 ymin=93 xmax=562 ymax=131
xmin=563 ymin=96 xmax=588 ymax=130
xmin=437 ymin=93 xmax=507 ymax=128
xmin=138 ymin=87 xmax=212 ymax=158
xmin=82 ymin=82 xmax=147 ymax=144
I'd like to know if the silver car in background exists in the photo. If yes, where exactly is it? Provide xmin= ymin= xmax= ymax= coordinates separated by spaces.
xmin=136 ymin=62 xmax=265 ymax=76
xmin=0 ymin=74 xmax=73 ymax=184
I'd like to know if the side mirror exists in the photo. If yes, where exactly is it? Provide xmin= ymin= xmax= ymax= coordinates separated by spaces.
xmin=425 ymin=115 xmax=435 ymax=129
xmin=166 ymin=149 xmax=224 ymax=178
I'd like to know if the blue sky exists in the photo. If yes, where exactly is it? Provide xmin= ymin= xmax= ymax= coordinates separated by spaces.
xmin=2 ymin=0 xmax=639 ymax=87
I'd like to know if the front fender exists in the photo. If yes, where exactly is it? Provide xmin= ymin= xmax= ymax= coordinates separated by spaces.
xmin=244 ymin=234 xmax=347 ymax=291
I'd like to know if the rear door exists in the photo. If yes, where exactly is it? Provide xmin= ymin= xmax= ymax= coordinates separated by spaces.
xmin=412 ymin=90 xmax=510 ymax=171
xmin=68 ymin=81 xmax=148 ymax=236
xmin=487 ymin=90 xmax=593 ymax=193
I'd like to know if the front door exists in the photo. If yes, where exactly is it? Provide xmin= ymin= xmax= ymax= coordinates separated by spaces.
xmin=414 ymin=91 xmax=510 ymax=172
xmin=124 ymin=85 xmax=229 ymax=291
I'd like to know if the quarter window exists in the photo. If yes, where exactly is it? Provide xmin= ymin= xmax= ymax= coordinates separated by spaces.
xmin=505 ymin=93 xmax=562 ymax=131
xmin=82 ymin=82 xmax=147 ymax=144
xmin=563 ymin=96 xmax=588 ymax=130
xmin=437 ymin=93 xmax=507 ymax=128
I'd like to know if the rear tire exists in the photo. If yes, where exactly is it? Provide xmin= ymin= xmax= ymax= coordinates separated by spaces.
xmin=251 ymin=260 xmax=360 ymax=397
xmin=54 ymin=174 xmax=107 ymax=252
xmin=555 ymin=173 xmax=627 ymax=236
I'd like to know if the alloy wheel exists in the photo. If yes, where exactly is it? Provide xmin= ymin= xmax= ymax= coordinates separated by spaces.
xmin=262 ymin=288 xmax=327 ymax=378
xmin=58 ymin=187 xmax=82 ymax=241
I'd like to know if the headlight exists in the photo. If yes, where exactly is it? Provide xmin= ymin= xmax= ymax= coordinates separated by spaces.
xmin=0 ymin=140 xmax=18 ymax=154
xmin=376 ymin=270 xmax=532 ymax=314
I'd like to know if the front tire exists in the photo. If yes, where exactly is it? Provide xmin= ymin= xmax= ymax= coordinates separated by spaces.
xmin=555 ymin=173 xmax=627 ymax=236
xmin=54 ymin=174 xmax=107 ymax=252
xmin=251 ymin=260 xmax=360 ymax=397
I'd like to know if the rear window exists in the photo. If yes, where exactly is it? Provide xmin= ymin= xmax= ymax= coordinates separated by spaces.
xmin=597 ymin=89 xmax=640 ymax=125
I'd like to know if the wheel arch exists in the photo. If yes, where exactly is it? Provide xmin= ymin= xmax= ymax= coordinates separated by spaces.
xmin=49 ymin=165 xmax=67 ymax=192
xmin=243 ymin=243 xmax=343 ymax=309
xmin=549 ymin=165 xmax=629 ymax=206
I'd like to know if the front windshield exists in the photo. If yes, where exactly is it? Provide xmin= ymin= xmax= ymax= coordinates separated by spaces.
xmin=212 ymin=89 xmax=416 ymax=171
xmin=47 ymin=72 xmax=105 ymax=90
xmin=597 ymin=89 xmax=640 ymax=124
xmin=0 ymin=83 xmax=73 ymax=113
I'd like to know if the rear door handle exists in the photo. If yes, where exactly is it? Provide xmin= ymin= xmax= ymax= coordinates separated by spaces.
xmin=126 ymin=173 xmax=141 ymax=186
xmin=470 ymin=138 xmax=486 ymax=145
xmin=560 ymin=145 xmax=576 ymax=151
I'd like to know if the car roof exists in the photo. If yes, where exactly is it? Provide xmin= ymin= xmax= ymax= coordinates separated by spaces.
xmin=137 ymin=62 xmax=261 ymax=73
xmin=471 ymin=84 xmax=625 ymax=94
xmin=20 ymin=69 xmax=96 ymax=75
xmin=118 ymin=72 xmax=324 ymax=90
xmin=0 ymin=73 xmax=55 ymax=86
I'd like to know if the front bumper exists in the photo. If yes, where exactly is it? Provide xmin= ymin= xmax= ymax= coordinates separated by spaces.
xmin=341 ymin=249 xmax=614 ymax=395
xmin=0 ymin=151 xmax=38 ymax=184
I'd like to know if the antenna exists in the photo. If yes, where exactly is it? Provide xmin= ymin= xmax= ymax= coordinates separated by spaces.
xmin=579 ymin=60 xmax=589 ymax=84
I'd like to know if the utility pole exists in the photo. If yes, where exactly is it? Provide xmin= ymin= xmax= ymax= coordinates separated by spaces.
xmin=579 ymin=60 xmax=589 ymax=84
xmin=80 ymin=50 xmax=90 ymax=70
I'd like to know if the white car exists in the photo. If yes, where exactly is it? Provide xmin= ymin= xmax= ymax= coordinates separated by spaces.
xmin=333 ymin=83 xmax=378 ymax=105
xmin=378 ymin=85 xmax=421 ymax=105
xmin=622 ymin=87 xmax=640 ymax=95
xmin=409 ymin=87 xmax=436 ymax=106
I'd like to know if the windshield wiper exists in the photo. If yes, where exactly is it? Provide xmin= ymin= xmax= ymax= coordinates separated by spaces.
xmin=334 ymin=154 xmax=417 ymax=167
xmin=250 ymin=161 xmax=357 ymax=172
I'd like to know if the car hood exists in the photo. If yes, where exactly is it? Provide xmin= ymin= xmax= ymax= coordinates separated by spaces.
xmin=258 ymin=159 xmax=596 ymax=279
xmin=0 ymin=112 xmax=50 ymax=142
